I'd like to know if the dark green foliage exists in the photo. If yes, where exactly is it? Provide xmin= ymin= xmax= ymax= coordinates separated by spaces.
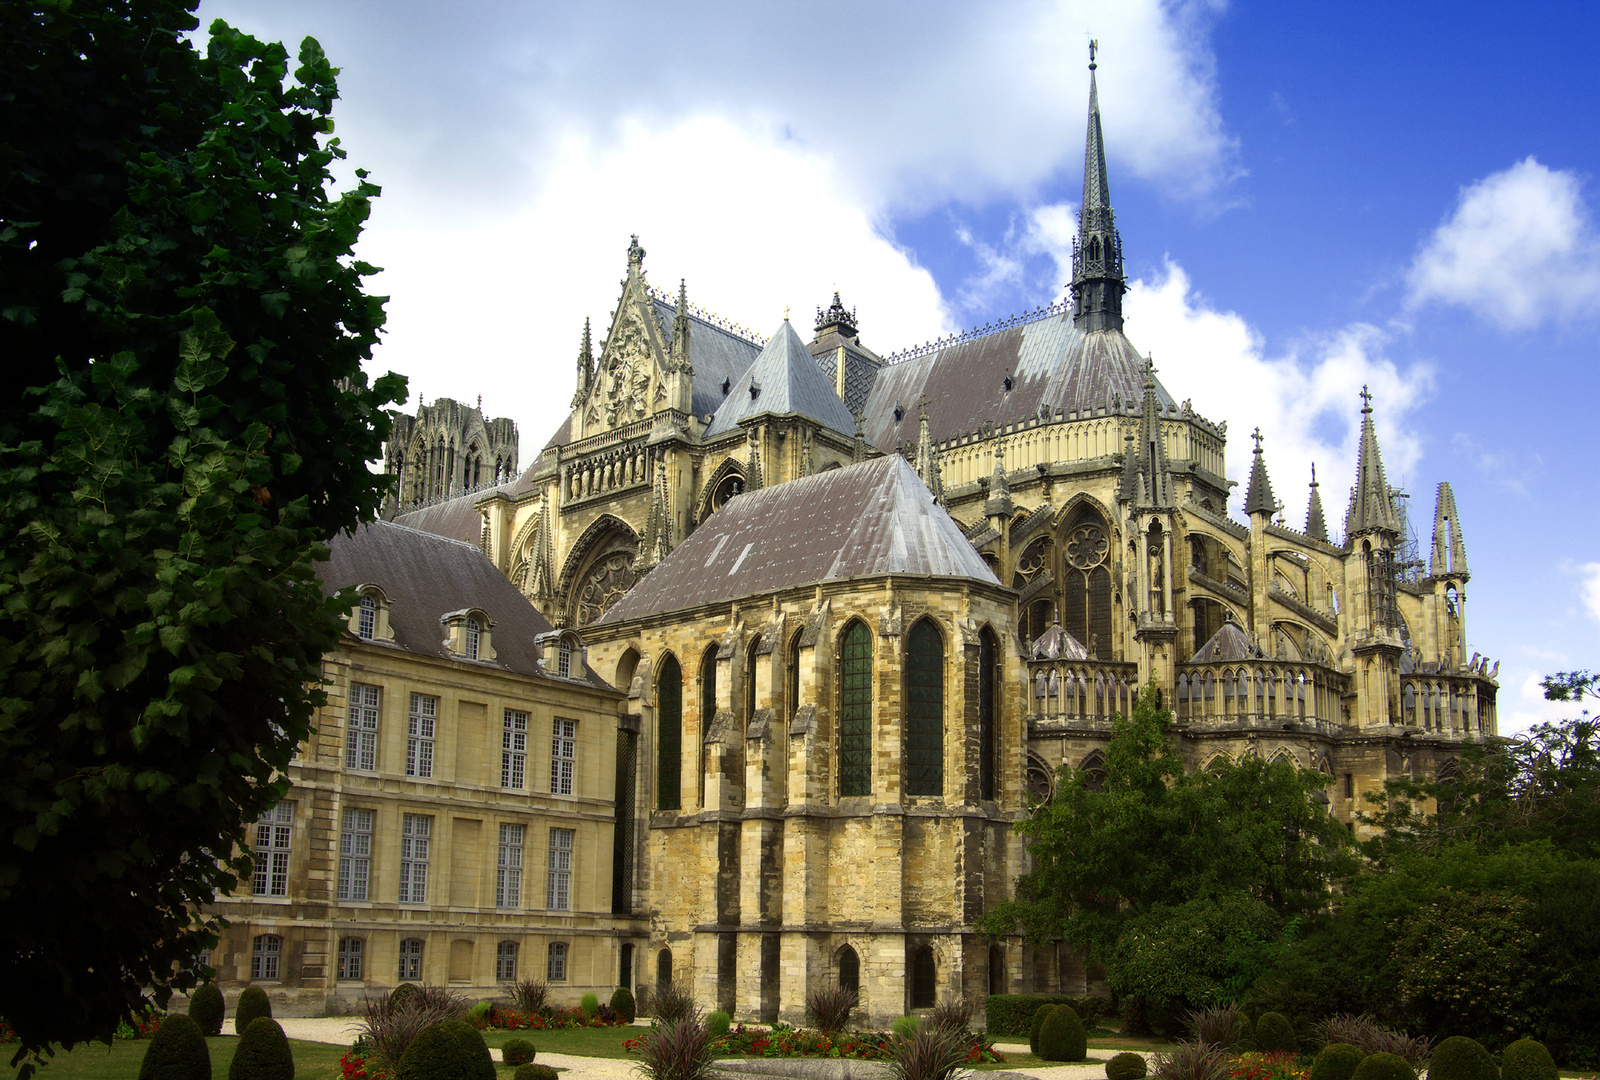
xmin=389 ymin=984 xmax=422 ymax=1012
xmin=1150 ymin=1040 xmax=1231 ymax=1080
xmin=927 ymin=997 xmax=973 ymax=1035
xmin=1428 ymin=1037 xmax=1497 ymax=1080
xmin=805 ymin=984 xmax=858 ymax=1035
xmin=891 ymin=1016 xmax=921 ymax=1038
xmin=1112 ymin=894 xmax=1283 ymax=1020
xmin=1254 ymin=1012 xmax=1295 ymax=1054
xmin=579 ymin=993 xmax=600 ymax=1017
xmin=986 ymin=994 xmax=1111 ymax=1037
xmin=233 ymin=989 xmax=271 ymax=1036
xmin=515 ymin=1067 xmax=558 ymax=1080
xmin=1313 ymin=1016 xmax=1431 ymax=1065
xmin=1038 ymin=1005 xmax=1087 ymax=1062
xmin=881 ymin=1025 xmax=970 ymax=1080
xmin=1500 ymin=1040 xmax=1556 ymax=1080
xmin=138 ymin=1014 xmax=212 ymax=1080
xmin=439 ymin=1020 xmax=494 ymax=1080
xmin=501 ymin=1039 xmax=536 ymax=1066
xmin=187 ymin=985 xmax=224 ymax=1038
xmin=1349 ymin=1053 xmax=1417 ymax=1080
xmin=227 ymin=1017 xmax=292 ymax=1080
xmin=1235 ymin=1014 xmax=1255 ymax=1052
xmin=704 ymin=1011 xmax=731 ymax=1039
xmin=1309 ymin=1044 xmax=1367 ymax=1080
xmin=1029 ymin=1004 xmax=1051 ymax=1054
xmin=652 ymin=980 xmax=697 ymax=1025
xmin=609 ymin=987 xmax=636 ymax=1023
xmin=1187 ymin=1004 xmax=1245 ymax=1049
xmin=635 ymin=1017 xmax=716 ymax=1080
xmin=0 ymin=0 xmax=405 ymax=1061
xmin=396 ymin=1023 xmax=459 ymax=1080
xmin=1108 ymin=1052 xmax=1149 ymax=1080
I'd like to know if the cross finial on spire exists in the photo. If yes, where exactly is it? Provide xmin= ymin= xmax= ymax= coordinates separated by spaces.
xmin=784 ymin=306 xmax=790 ymax=322
xmin=1310 ymin=462 xmax=1318 ymax=485
xmin=1089 ymin=38 xmax=1098 ymax=70
xmin=1360 ymin=384 xmax=1373 ymax=411
xmin=1252 ymin=426 xmax=1264 ymax=453
xmin=917 ymin=393 xmax=931 ymax=420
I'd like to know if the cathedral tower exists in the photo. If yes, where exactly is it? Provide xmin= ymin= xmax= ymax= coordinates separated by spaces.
xmin=1071 ymin=42 xmax=1127 ymax=332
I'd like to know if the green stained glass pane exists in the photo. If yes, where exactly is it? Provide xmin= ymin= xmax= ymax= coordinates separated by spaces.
xmin=839 ymin=622 xmax=872 ymax=796
xmin=905 ymin=621 xmax=943 ymax=796
xmin=657 ymin=657 xmax=681 ymax=810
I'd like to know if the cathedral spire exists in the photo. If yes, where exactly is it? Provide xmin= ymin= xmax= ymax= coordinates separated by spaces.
xmin=1344 ymin=386 xmax=1402 ymax=540
xmin=1125 ymin=357 xmax=1174 ymax=507
xmin=1429 ymin=481 xmax=1469 ymax=579
xmin=671 ymin=279 xmax=692 ymax=373
xmin=1305 ymin=463 xmax=1329 ymax=543
xmin=1243 ymin=427 xmax=1277 ymax=518
xmin=1071 ymin=41 xmax=1127 ymax=332
xmin=571 ymin=317 xmax=593 ymax=409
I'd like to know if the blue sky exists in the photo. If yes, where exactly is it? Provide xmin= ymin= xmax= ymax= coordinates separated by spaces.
xmin=196 ymin=0 xmax=1600 ymax=734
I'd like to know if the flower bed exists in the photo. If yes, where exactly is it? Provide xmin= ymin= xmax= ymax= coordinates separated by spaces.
xmin=1230 ymin=1052 xmax=1309 ymax=1080
xmin=624 ymin=1023 xmax=1006 ymax=1065
xmin=340 ymin=1045 xmax=389 ymax=1080
xmin=471 ymin=1005 xmax=631 ymax=1031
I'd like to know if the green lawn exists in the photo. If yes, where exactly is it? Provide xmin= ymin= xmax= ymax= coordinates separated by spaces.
xmin=481 ymin=1024 xmax=640 ymax=1060
xmin=4 ymin=1036 xmax=346 ymax=1080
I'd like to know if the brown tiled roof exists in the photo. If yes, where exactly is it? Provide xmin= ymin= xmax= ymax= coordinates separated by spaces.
xmin=320 ymin=521 xmax=612 ymax=689
xmin=595 ymin=456 xmax=1000 ymax=625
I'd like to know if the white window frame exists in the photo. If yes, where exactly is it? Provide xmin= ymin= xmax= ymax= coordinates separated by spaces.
xmin=546 ymin=827 xmax=573 ymax=911
xmin=399 ymin=813 xmax=431 ymax=904
xmin=346 ymin=683 xmax=380 ymax=771
xmin=406 ymin=693 xmax=436 ymax=778
xmin=251 ymin=934 xmax=281 ymax=981
xmin=357 ymin=594 xmax=377 ymax=640
xmin=337 ymin=807 xmax=373 ymax=902
xmin=496 ymin=823 xmax=525 ymax=909
xmin=254 ymin=803 xmax=293 ymax=897
xmin=558 ymin=637 xmax=573 ymax=678
xmin=398 ymin=937 xmax=423 ymax=982
xmin=502 ymin=709 xmax=528 ymax=789
xmin=550 ymin=718 xmax=576 ymax=796
xmin=547 ymin=941 xmax=568 ymax=982
xmin=464 ymin=618 xmax=481 ymax=660
xmin=337 ymin=937 xmax=364 ymax=981
xmin=496 ymin=940 xmax=518 ymax=982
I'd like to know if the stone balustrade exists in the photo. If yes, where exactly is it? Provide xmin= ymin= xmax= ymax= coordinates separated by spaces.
xmin=1174 ymin=660 xmax=1349 ymax=730
xmin=1025 ymin=657 xmax=1140 ymax=727
xmin=1402 ymin=673 xmax=1497 ymax=735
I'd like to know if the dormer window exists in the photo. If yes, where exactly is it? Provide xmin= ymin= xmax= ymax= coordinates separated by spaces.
xmin=346 ymin=586 xmax=394 ymax=643
xmin=358 ymin=595 xmax=377 ymax=640
xmin=441 ymin=609 xmax=495 ymax=662
xmin=558 ymin=637 xmax=573 ymax=678
xmin=535 ymin=630 xmax=584 ymax=679
xmin=465 ymin=618 xmax=481 ymax=660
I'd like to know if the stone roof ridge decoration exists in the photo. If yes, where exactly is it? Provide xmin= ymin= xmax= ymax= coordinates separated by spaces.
xmin=593 ymin=456 xmax=999 ymax=625
xmin=1344 ymin=385 xmax=1402 ymax=540
xmin=879 ymin=299 xmax=1070 ymax=366
xmin=647 ymin=285 xmax=767 ymax=348
xmin=702 ymin=317 xmax=858 ymax=441
xmin=1243 ymin=426 xmax=1278 ymax=518
xmin=815 ymin=290 xmax=858 ymax=337
xmin=1189 ymin=618 xmax=1264 ymax=664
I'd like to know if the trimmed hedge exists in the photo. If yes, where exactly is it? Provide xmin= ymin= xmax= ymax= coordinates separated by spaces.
xmin=514 ymin=1067 xmax=558 ymax=1080
xmin=441 ymin=1019 xmax=495 ymax=1080
xmin=579 ymin=993 xmax=600 ymax=1018
xmin=609 ymin=987 xmax=637 ymax=1023
xmin=233 ymin=988 xmax=271 ymax=1037
xmin=1310 ymin=1043 xmax=1367 ymax=1080
xmin=1350 ymin=1053 xmax=1417 ymax=1080
xmin=1107 ymin=1051 xmax=1149 ymax=1080
xmin=1039 ymin=1005 xmax=1088 ymax=1063
xmin=187 ymin=984 xmax=225 ymax=1038
xmin=228 ymin=1017 xmax=292 ymax=1080
xmin=1255 ymin=1012 xmax=1297 ymax=1054
xmin=1029 ymin=1004 xmax=1052 ymax=1054
xmin=138 ymin=1014 xmax=211 ymax=1080
xmin=1501 ymin=1039 xmax=1556 ymax=1080
xmin=390 ymin=983 xmax=421 ymax=1011
xmin=706 ymin=1010 xmax=732 ymax=1038
xmin=397 ymin=1023 xmax=460 ymax=1080
xmin=985 ymin=994 xmax=1111 ymax=1036
xmin=502 ymin=1038 xmax=537 ymax=1066
xmin=1430 ymin=1036 xmax=1498 ymax=1080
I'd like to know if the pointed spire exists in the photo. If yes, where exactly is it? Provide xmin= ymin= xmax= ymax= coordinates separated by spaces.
xmin=913 ymin=395 xmax=942 ymax=500
xmin=1071 ymin=41 xmax=1127 ymax=332
xmin=1305 ymin=463 xmax=1329 ymax=542
xmin=1243 ymin=427 xmax=1277 ymax=518
xmin=1344 ymin=386 xmax=1402 ymax=540
xmin=670 ymin=278 xmax=692 ymax=374
xmin=1429 ymin=481 xmax=1469 ymax=579
xmin=985 ymin=439 xmax=1013 ymax=520
xmin=571 ymin=318 xmax=594 ymax=409
xmin=852 ymin=411 xmax=866 ymax=464
xmin=1118 ymin=429 xmax=1139 ymax=503
xmin=1124 ymin=356 xmax=1175 ymax=507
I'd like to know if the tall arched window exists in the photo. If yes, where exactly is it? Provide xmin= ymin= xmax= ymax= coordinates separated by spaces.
xmin=1060 ymin=508 xmax=1113 ymax=657
xmin=979 ymin=628 xmax=998 ymax=800
xmin=905 ymin=621 xmax=944 ymax=796
xmin=838 ymin=945 xmax=860 ymax=994
xmin=657 ymin=948 xmax=673 ymax=988
xmin=657 ymin=656 xmax=682 ymax=810
xmin=357 ymin=594 xmax=377 ymax=640
xmin=744 ymin=638 xmax=759 ymax=722
xmin=988 ymin=944 xmax=1005 ymax=995
xmin=787 ymin=631 xmax=802 ymax=722
xmin=910 ymin=945 xmax=936 ymax=1008
xmin=464 ymin=618 xmax=481 ymax=660
xmin=700 ymin=645 xmax=719 ymax=807
xmin=839 ymin=621 xmax=872 ymax=797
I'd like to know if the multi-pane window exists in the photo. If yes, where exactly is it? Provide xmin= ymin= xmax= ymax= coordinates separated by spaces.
xmin=357 ymin=594 xmax=377 ymax=640
xmin=346 ymin=684 xmax=380 ymax=771
xmin=838 ymin=622 xmax=872 ymax=796
xmin=398 ymin=937 xmax=423 ymax=982
xmin=657 ymin=657 xmax=682 ymax=810
xmin=546 ymin=828 xmax=573 ymax=911
xmin=497 ymin=823 xmax=525 ymax=908
xmin=406 ymin=694 xmax=436 ymax=778
xmin=905 ymin=620 xmax=945 ymax=796
xmin=464 ymin=618 xmax=481 ymax=660
xmin=337 ymin=808 xmax=373 ymax=901
xmin=558 ymin=638 xmax=573 ymax=678
xmin=547 ymin=941 xmax=568 ymax=981
xmin=496 ymin=941 xmax=518 ymax=982
xmin=502 ymin=709 xmax=528 ymax=789
xmin=254 ymin=803 xmax=293 ymax=897
xmin=251 ymin=934 xmax=281 ymax=981
xmin=399 ymin=813 xmax=431 ymax=904
xmin=550 ymin=719 xmax=576 ymax=795
xmin=337 ymin=937 xmax=364 ymax=981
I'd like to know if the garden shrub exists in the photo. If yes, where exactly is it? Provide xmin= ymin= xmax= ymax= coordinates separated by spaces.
xmin=1500 ymin=1039 xmax=1556 ymax=1080
xmin=1122 ymin=996 xmax=1152 ymax=1038
xmin=502 ymin=1038 xmax=537 ymax=1066
xmin=580 ymin=993 xmax=600 ymax=1018
xmin=138 ymin=1014 xmax=211 ymax=1080
xmin=928 ymin=996 xmax=974 ymax=1035
xmin=705 ymin=1011 xmax=731 ymax=1039
xmin=882 ymin=1024 xmax=970 ymax=1080
xmin=1039 ymin=1005 xmax=1087 ymax=1062
xmin=1187 ymin=1004 xmax=1245 ymax=1048
xmin=1029 ymin=1004 xmax=1052 ymax=1054
xmin=440 ymin=1019 xmax=494 ymax=1080
xmin=1309 ymin=1042 xmax=1367 ymax=1080
xmin=1150 ymin=1040 xmax=1231 ymax=1080
xmin=610 ymin=987 xmax=637 ymax=1023
xmin=1349 ymin=1053 xmax=1417 ymax=1080
xmin=396 ymin=1023 xmax=460 ymax=1080
xmin=636 ymin=1016 xmax=715 ymax=1080
xmin=891 ymin=1015 xmax=921 ymax=1038
xmin=985 ymin=994 xmax=1111 ymax=1036
xmin=653 ymin=981 xmax=697 ymax=1025
xmin=1255 ymin=1012 xmax=1296 ymax=1054
xmin=1315 ymin=1015 xmax=1431 ymax=1065
xmin=515 ymin=1067 xmax=558 ymax=1080
xmin=1429 ymin=1036 xmax=1498 ymax=1080
xmin=1108 ymin=1051 xmax=1150 ymax=1080
xmin=469 ymin=1000 xmax=492 ymax=1024
xmin=511 ymin=979 xmax=550 ymax=1016
xmin=228 ymin=1017 xmax=293 ymax=1080
xmin=187 ymin=984 xmax=225 ymax=1038
xmin=389 ymin=982 xmax=422 ymax=1012
xmin=233 ymin=988 xmax=272 ymax=1037
xmin=1235 ymin=1014 xmax=1256 ymax=1052
xmin=805 ymin=983 xmax=857 ymax=1034
xmin=360 ymin=985 xmax=468 ymax=1068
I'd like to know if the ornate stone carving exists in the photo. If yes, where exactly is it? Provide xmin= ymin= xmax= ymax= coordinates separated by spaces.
xmin=574 ymin=548 xmax=638 ymax=626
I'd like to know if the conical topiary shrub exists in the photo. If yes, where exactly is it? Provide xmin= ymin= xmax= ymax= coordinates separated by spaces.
xmin=609 ymin=987 xmax=636 ymax=1023
xmin=1107 ymin=1051 xmax=1149 ymax=1080
xmin=1255 ymin=1012 xmax=1296 ymax=1054
xmin=1310 ymin=1043 xmax=1367 ymax=1080
xmin=502 ymin=1038 xmax=537 ymax=1066
xmin=1039 ymin=1004 xmax=1087 ymax=1062
xmin=187 ymin=984 xmax=225 ymax=1038
xmin=1350 ymin=1052 xmax=1418 ymax=1080
xmin=228 ymin=1017 xmax=293 ymax=1080
xmin=440 ymin=1019 xmax=495 ymax=1080
xmin=1429 ymin=1036 xmax=1498 ymax=1080
xmin=233 ymin=987 xmax=271 ymax=1036
xmin=397 ymin=1023 xmax=459 ymax=1080
xmin=1029 ymin=1004 xmax=1053 ymax=1055
xmin=1500 ymin=1039 xmax=1556 ymax=1080
xmin=138 ymin=1014 xmax=212 ymax=1080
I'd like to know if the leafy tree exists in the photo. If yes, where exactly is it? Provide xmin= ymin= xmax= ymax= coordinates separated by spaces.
xmin=0 ymin=0 xmax=403 ymax=1066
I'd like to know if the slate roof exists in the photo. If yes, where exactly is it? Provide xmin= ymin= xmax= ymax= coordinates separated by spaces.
xmin=861 ymin=315 xmax=1176 ymax=451
xmin=320 ymin=521 xmax=611 ymax=688
xmin=649 ymin=298 xmax=764 ymax=421
xmin=1189 ymin=621 xmax=1263 ymax=664
xmin=595 ymin=456 xmax=1000 ymax=625
xmin=703 ymin=319 xmax=857 ymax=440
xmin=392 ymin=482 xmax=516 ymax=546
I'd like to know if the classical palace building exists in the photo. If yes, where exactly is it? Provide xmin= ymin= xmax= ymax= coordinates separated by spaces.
xmin=218 ymin=57 xmax=1497 ymax=1020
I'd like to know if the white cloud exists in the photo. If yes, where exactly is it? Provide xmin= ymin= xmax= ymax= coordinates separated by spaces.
xmin=1123 ymin=261 xmax=1436 ymax=532
xmin=1578 ymin=562 xmax=1600 ymax=625
xmin=1406 ymin=157 xmax=1600 ymax=328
